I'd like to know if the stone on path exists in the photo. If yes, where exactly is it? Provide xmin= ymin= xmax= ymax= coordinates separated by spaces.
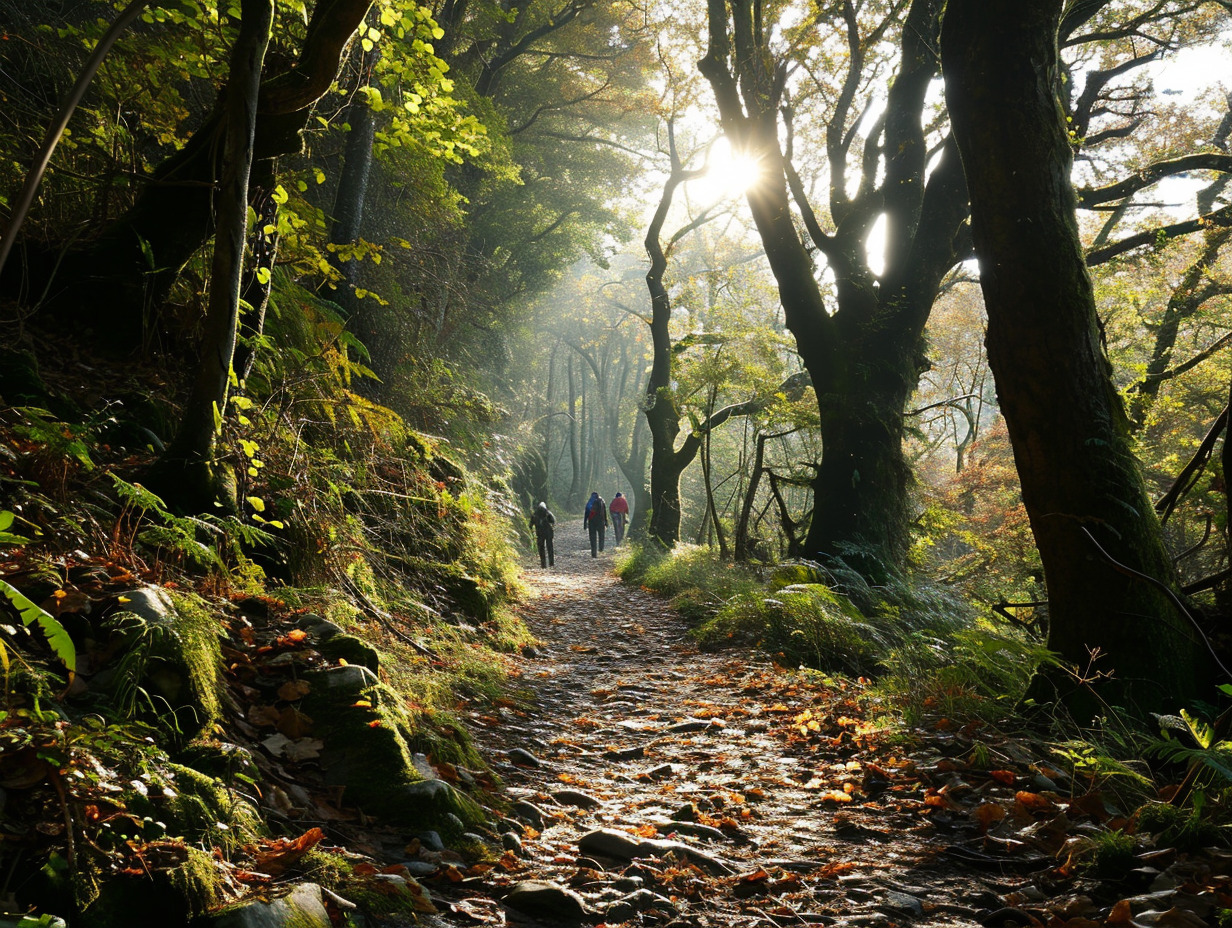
xmin=503 ymin=880 xmax=594 ymax=923
xmin=577 ymin=828 xmax=733 ymax=875
xmin=551 ymin=788 xmax=603 ymax=809
xmin=512 ymin=799 xmax=549 ymax=829
xmin=509 ymin=747 xmax=543 ymax=767
xmin=205 ymin=883 xmax=330 ymax=928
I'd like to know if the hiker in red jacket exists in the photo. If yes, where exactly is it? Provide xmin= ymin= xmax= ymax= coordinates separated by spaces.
xmin=583 ymin=492 xmax=607 ymax=557
xmin=609 ymin=491 xmax=629 ymax=545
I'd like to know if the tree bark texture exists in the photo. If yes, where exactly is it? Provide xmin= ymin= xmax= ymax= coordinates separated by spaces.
xmin=151 ymin=0 xmax=274 ymax=509
xmin=942 ymin=0 xmax=1208 ymax=715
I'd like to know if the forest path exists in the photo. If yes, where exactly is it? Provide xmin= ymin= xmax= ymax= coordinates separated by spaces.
xmin=426 ymin=539 xmax=1026 ymax=927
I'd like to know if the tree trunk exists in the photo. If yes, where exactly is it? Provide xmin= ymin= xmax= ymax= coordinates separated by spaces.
xmin=699 ymin=0 xmax=968 ymax=583
xmin=233 ymin=158 xmax=280 ymax=383
xmin=567 ymin=355 xmax=581 ymax=506
xmin=147 ymin=0 xmax=274 ymax=511
xmin=328 ymin=32 xmax=386 ymax=386
xmin=942 ymin=0 xmax=1209 ymax=716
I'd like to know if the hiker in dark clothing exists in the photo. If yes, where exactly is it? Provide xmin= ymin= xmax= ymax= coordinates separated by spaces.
xmin=532 ymin=501 xmax=555 ymax=568
xmin=583 ymin=491 xmax=607 ymax=557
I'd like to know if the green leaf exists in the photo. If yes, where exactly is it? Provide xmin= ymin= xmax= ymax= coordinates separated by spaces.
xmin=270 ymin=184 xmax=289 ymax=205
xmin=246 ymin=496 xmax=266 ymax=513
xmin=255 ymin=266 xmax=271 ymax=285
xmin=1 ymin=580 xmax=76 ymax=673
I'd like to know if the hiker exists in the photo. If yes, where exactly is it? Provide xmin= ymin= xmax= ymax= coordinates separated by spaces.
xmin=531 ymin=501 xmax=555 ymax=568
xmin=609 ymin=491 xmax=629 ymax=545
xmin=583 ymin=491 xmax=607 ymax=557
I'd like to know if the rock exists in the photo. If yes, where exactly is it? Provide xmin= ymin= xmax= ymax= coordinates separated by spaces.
xmin=604 ymin=889 xmax=678 ymax=922
xmin=612 ymin=876 xmax=644 ymax=891
xmin=577 ymin=829 xmax=733 ymax=876
xmin=502 ymin=831 xmax=524 ymax=854
xmin=637 ymin=763 xmax=674 ymax=781
xmin=603 ymin=745 xmax=644 ymax=761
xmin=412 ymin=830 xmax=446 ymax=852
xmin=512 ymin=799 xmax=549 ymax=829
xmin=320 ymin=634 xmax=380 ymax=672
xmin=667 ymin=718 xmax=711 ymax=734
xmin=671 ymin=803 xmax=698 ymax=822
xmin=661 ymin=821 xmax=728 ymax=843
xmin=522 ymin=645 xmax=541 ymax=657
xmin=509 ymin=747 xmax=543 ymax=767
xmin=309 ymin=664 xmax=379 ymax=690
xmin=880 ymin=890 xmax=925 ymax=918
xmin=552 ymin=789 xmax=602 ymax=810
xmin=401 ymin=860 xmax=440 ymax=877
xmin=504 ymin=881 xmax=594 ymax=923
xmin=207 ymin=883 xmax=330 ymax=928
xmin=410 ymin=753 xmax=438 ymax=780
xmin=295 ymin=614 xmax=345 ymax=641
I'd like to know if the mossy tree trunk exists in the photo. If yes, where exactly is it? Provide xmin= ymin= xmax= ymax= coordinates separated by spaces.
xmin=700 ymin=0 xmax=969 ymax=583
xmin=942 ymin=0 xmax=1209 ymax=716
xmin=147 ymin=0 xmax=273 ymax=511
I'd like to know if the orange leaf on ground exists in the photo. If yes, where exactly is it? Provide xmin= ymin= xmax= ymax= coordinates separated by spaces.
xmin=277 ymin=679 xmax=311 ymax=701
xmin=974 ymin=802 xmax=1007 ymax=831
xmin=1015 ymin=790 xmax=1058 ymax=813
xmin=989 ymin=769 xmax=1017 ymax=785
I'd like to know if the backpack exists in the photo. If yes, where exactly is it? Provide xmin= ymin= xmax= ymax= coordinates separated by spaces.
xmin=586 ymin=497 xmax=606 ymax=526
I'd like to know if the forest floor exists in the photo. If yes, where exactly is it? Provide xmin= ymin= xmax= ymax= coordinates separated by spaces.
xmin=409 ymin=541 xmax=1223 ymax=928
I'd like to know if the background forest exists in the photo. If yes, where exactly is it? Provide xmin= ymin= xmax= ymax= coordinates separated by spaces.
xmin=1 ymin=0 xmax=1232 ymax=925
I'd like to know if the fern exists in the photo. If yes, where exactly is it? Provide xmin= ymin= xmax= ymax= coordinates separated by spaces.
xmin=1 ymin=579 xmax=76 ymax=674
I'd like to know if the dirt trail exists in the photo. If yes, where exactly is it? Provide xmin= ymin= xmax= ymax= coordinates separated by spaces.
xmin=424 ymin=541 xmax=1014 ymax=927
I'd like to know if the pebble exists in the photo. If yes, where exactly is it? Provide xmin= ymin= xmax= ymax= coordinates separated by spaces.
xmin=511 ymin=799 xmax=549 ymax=830
xmin=552 ymin=788 xmax=603 ymax=809
xmin=667 ymin=718 xmax=711 ymax=733
xmin=605 ymin=888 xmax=678 ymax=921
xmin=501 ymin=832 xmax=523 ymax=854
xmin=879 ymin=890 xmax=925 ymax=918
xmin=578 ymin=828 xmax=733 ymax=875
xmin=604 ymin=745 xmax=644 ymax=761
xmin=510 ymin=747 xmax=543 ymax=767
xmin=638 ymin=763 xmax=674 ymax=781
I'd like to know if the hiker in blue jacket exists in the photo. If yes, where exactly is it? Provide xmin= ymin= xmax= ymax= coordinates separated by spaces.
xmin=583 ymin=491 xmax=608 ymax=558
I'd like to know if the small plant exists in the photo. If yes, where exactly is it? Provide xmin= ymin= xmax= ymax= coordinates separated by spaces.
xmin=1070 ymin=829 xmax=1137 ymax=879
xmin=1136 ymin=801 xmax=1225 ymax=851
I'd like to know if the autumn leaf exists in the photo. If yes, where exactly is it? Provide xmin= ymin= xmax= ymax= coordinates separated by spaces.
xmin=277 ymin=679 xmax=311 ymax=701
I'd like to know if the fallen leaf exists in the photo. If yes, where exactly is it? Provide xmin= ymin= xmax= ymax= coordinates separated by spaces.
xmin=277 ymin=679 xmax=311 ymax=701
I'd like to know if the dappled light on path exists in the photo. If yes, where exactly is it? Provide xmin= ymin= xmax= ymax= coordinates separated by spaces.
xmin=435 ymin=540 xmax=990 ymax=926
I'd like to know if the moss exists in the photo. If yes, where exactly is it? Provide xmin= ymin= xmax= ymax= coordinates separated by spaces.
xmin=302 ymin=670 xmax=486 ymax=836
xmin=405 ymin=557 xmax=494 ymax=621
xmin=164 ymin=846 xmax=222 ymax=919
xmin=1136 ymin=801 xmax=1225 ymax=850
xmin=320 ymin=634 xmax=380 ymax=672
xmin=164 ymin=762 xmax=265 ymax=852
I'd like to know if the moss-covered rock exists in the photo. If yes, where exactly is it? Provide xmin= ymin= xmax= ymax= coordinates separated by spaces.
xmin=104 ymin=588 xmax=226 ymax=739
xmin=79 ymin=845 xmax=222 ymax=927
xmin=319 ymin=634 xmax=380 ymax=672
xmin=164 ymin=762 xmax=265 ymax=852
xmin=302 ymin=665 xmax=485 ymax=837
xmin=404 ymin=557 xmax=494 ymax=622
